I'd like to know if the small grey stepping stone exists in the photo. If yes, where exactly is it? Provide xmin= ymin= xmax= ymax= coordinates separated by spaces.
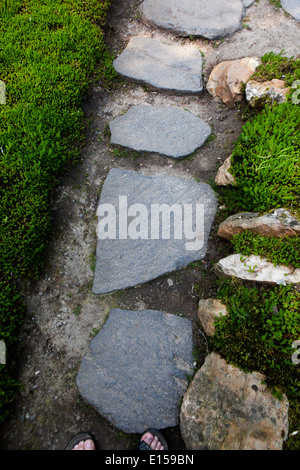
xmin=93 ymin=169 xmax=217 ymax=294
xmin=113 ymin=36 xmax=204 ymax=94
xmin=281 ymin=0 xmax=300 ymax=20
xmin=76 ymin=309 xmax=194 ymax=433
xmin=141 ymin=0 xmax=247 ymax=40
xmin=243 ymin=0 xmax=255 ymax=7
xmin=109 ymin=105 xmax=211 ymax=159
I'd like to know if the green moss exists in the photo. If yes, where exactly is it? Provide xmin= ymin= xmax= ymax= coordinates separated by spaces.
xmin=251 ymin=50 xmax=300 ymax=88
xmin=0 ymin=278 xmax=26 ymax=420
xmin=231 ymin=231 xmax=300 ymax=269
xmin=211 ymin=279 xmax=300 ymax=449
xmin=218 ymin=102 xmax=300 ymax=214
xmin=0 ymin=0 xmax=115 ymax=421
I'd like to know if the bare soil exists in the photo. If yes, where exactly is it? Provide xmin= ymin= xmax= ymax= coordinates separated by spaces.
xmin=1 ymin=0 xmax=299 ymax=450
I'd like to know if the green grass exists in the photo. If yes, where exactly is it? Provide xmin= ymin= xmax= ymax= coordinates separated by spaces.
xmin=269 ymin=0 xmax=282 ymax=9
xmin=0 ymin=0 xmax=116 ymax=421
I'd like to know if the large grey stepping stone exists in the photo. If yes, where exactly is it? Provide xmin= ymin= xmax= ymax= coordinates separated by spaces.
xmin=93 ymin=169 xmax=217 ymax=294
xmin=281 ymin=0 xmax=300 ymax=20
xmin=141 ymin=0 xmax=248 ymax=40
xmin=113 ymin=36 xmax=204 ymax=94
xmin=76 ymin=309 xmax=194 ymax=433
xmin=109 ymin=105 xmax=211 ymax=159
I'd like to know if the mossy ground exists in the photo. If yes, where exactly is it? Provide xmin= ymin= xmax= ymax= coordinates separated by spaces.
xmin=210 ymin=52 xmax=300 ymax=450
xmin=0 ymin=0 xmax=115 ymax=422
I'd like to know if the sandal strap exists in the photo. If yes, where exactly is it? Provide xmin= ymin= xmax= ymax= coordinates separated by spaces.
xmin=64 ymin=432 xmax=94 ymax=450
xmin=137 ymin=441 xmax=152 ymax=450
xmin=137 ymin=428 xmax=168 ymax=450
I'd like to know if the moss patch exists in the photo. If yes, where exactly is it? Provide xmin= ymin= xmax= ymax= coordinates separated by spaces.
xmin=211 ymin=279 xmax=300 ymax=450
xmin=0 ymin=0 xmax=116 ymax=421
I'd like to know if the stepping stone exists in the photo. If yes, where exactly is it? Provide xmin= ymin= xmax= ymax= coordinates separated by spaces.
xmin=109 ymin=105 xmax=211 ymax=159
xmin=93 ymin=169 xmax=217 ymax=294
xmin=141 ymin=0 xmax=250 ymax=40
xmin=243 ymin=0 xmax=255 ymax=6
xmin=281 ymin=0 xmax=300 ymax=21
xmin=113 ymin=36 xmax=204 ymax=94
xmin=76 ymin=308 xmax=194 ymax=433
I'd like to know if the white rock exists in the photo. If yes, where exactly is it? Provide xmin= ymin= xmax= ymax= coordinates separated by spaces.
xmin=246 ymin=79 xmax=290 ymax=107
xmin=214 ymin=254 xmax=300 ymax=285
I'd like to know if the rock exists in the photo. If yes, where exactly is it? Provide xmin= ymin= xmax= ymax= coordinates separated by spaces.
xmin=76 ymin=308 xmax=194 ymax=433
xmin=180 ymin=353 xmax=289 ymax=450
xmin=215 ymin=155 xmax=236 ymax=186
xmin=93 ymin=169 xmax=218 ymax=294
xmin=281 ymin=0 xmax=300 ymax=21
xmin=243 ymin=0 xmax=255 ymax=6
xmin=218 ymin=209 xmax=300 ymax=240
xmin=141 ymin=0 xmax=247 ymax=40
xmin=214 ymin=253 xmax=300 ymax=285
xmin=197 ymin=299 xmax=228 ymax=336
xmin=207 ymin=57 xmax=260 ymax=105
xmin=246 ymin=79 xmax=290 ymax=107
xmin=113 ymin=36 xmax=204 ymax=94
xmin=109 ymin=105 xmax=211 ymax=159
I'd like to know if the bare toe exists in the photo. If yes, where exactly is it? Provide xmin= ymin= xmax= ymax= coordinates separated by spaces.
xmin=140 ymin=431 xmax=165 ymax=450
xmin=141 ymin=432 xmax=155 ymax=447
xmin=84 ymin=439 xmax=95 ymax=450
xmin=71 ymin=438 xmax=95 ymax=450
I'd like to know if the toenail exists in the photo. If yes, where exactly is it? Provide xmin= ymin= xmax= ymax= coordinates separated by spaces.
xmin=85 ymin=440 xmax=94 ymax=450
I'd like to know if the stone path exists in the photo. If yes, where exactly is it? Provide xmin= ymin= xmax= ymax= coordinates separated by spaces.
xmin=75 ymin=0 xmax=299 ymax=448
xmin=141 ymin=0 xmax=255 ymax=40
xmin=78 ymin=0 xmax=223 ymax=430
xmin=113 ymin=36 xmax=204 ymax=94
xmin=109 ymin=105 xmax=211 ymax=158
xmin=281 ymin=0 xmax=300 ymax=20
xmin=92 ymin=168 xmax=217 ymax=294
xmin=77 ymin=309 xmax=194 ymax=433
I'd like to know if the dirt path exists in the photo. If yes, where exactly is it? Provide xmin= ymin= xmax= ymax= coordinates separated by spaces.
xmin=1 ymin=0 xmax=299 ymax=450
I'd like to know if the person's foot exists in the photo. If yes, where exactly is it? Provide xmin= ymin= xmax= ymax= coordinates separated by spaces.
xmin=140 ymin=431 xmax=165 ymax=450
xmin=71 ymin=439 xmax=95 ymax=450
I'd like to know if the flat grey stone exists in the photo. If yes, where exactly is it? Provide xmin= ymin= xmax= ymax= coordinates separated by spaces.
xmin=109 ymin=105 xmax=211 ymax=159
xmin=76 ymin=309 xmax=194 ymax=433
xmin=141 ymin=0 xmax=247 ymax=40
xmin=281 ymin=0 xmax=300 ymax=20
xmin=93 ymin=169 xmax=217 ymax=294
xmin=243 ymin=0 xmax=255 ymax=7
xmin=113 ymin=36 xmax=203 ymax=94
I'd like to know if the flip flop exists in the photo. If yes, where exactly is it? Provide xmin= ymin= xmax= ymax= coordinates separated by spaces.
xmin=137 ymin=428 xmax=168 ymax=450
xmin=64 ymin=432 xmax=96 ymax=450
